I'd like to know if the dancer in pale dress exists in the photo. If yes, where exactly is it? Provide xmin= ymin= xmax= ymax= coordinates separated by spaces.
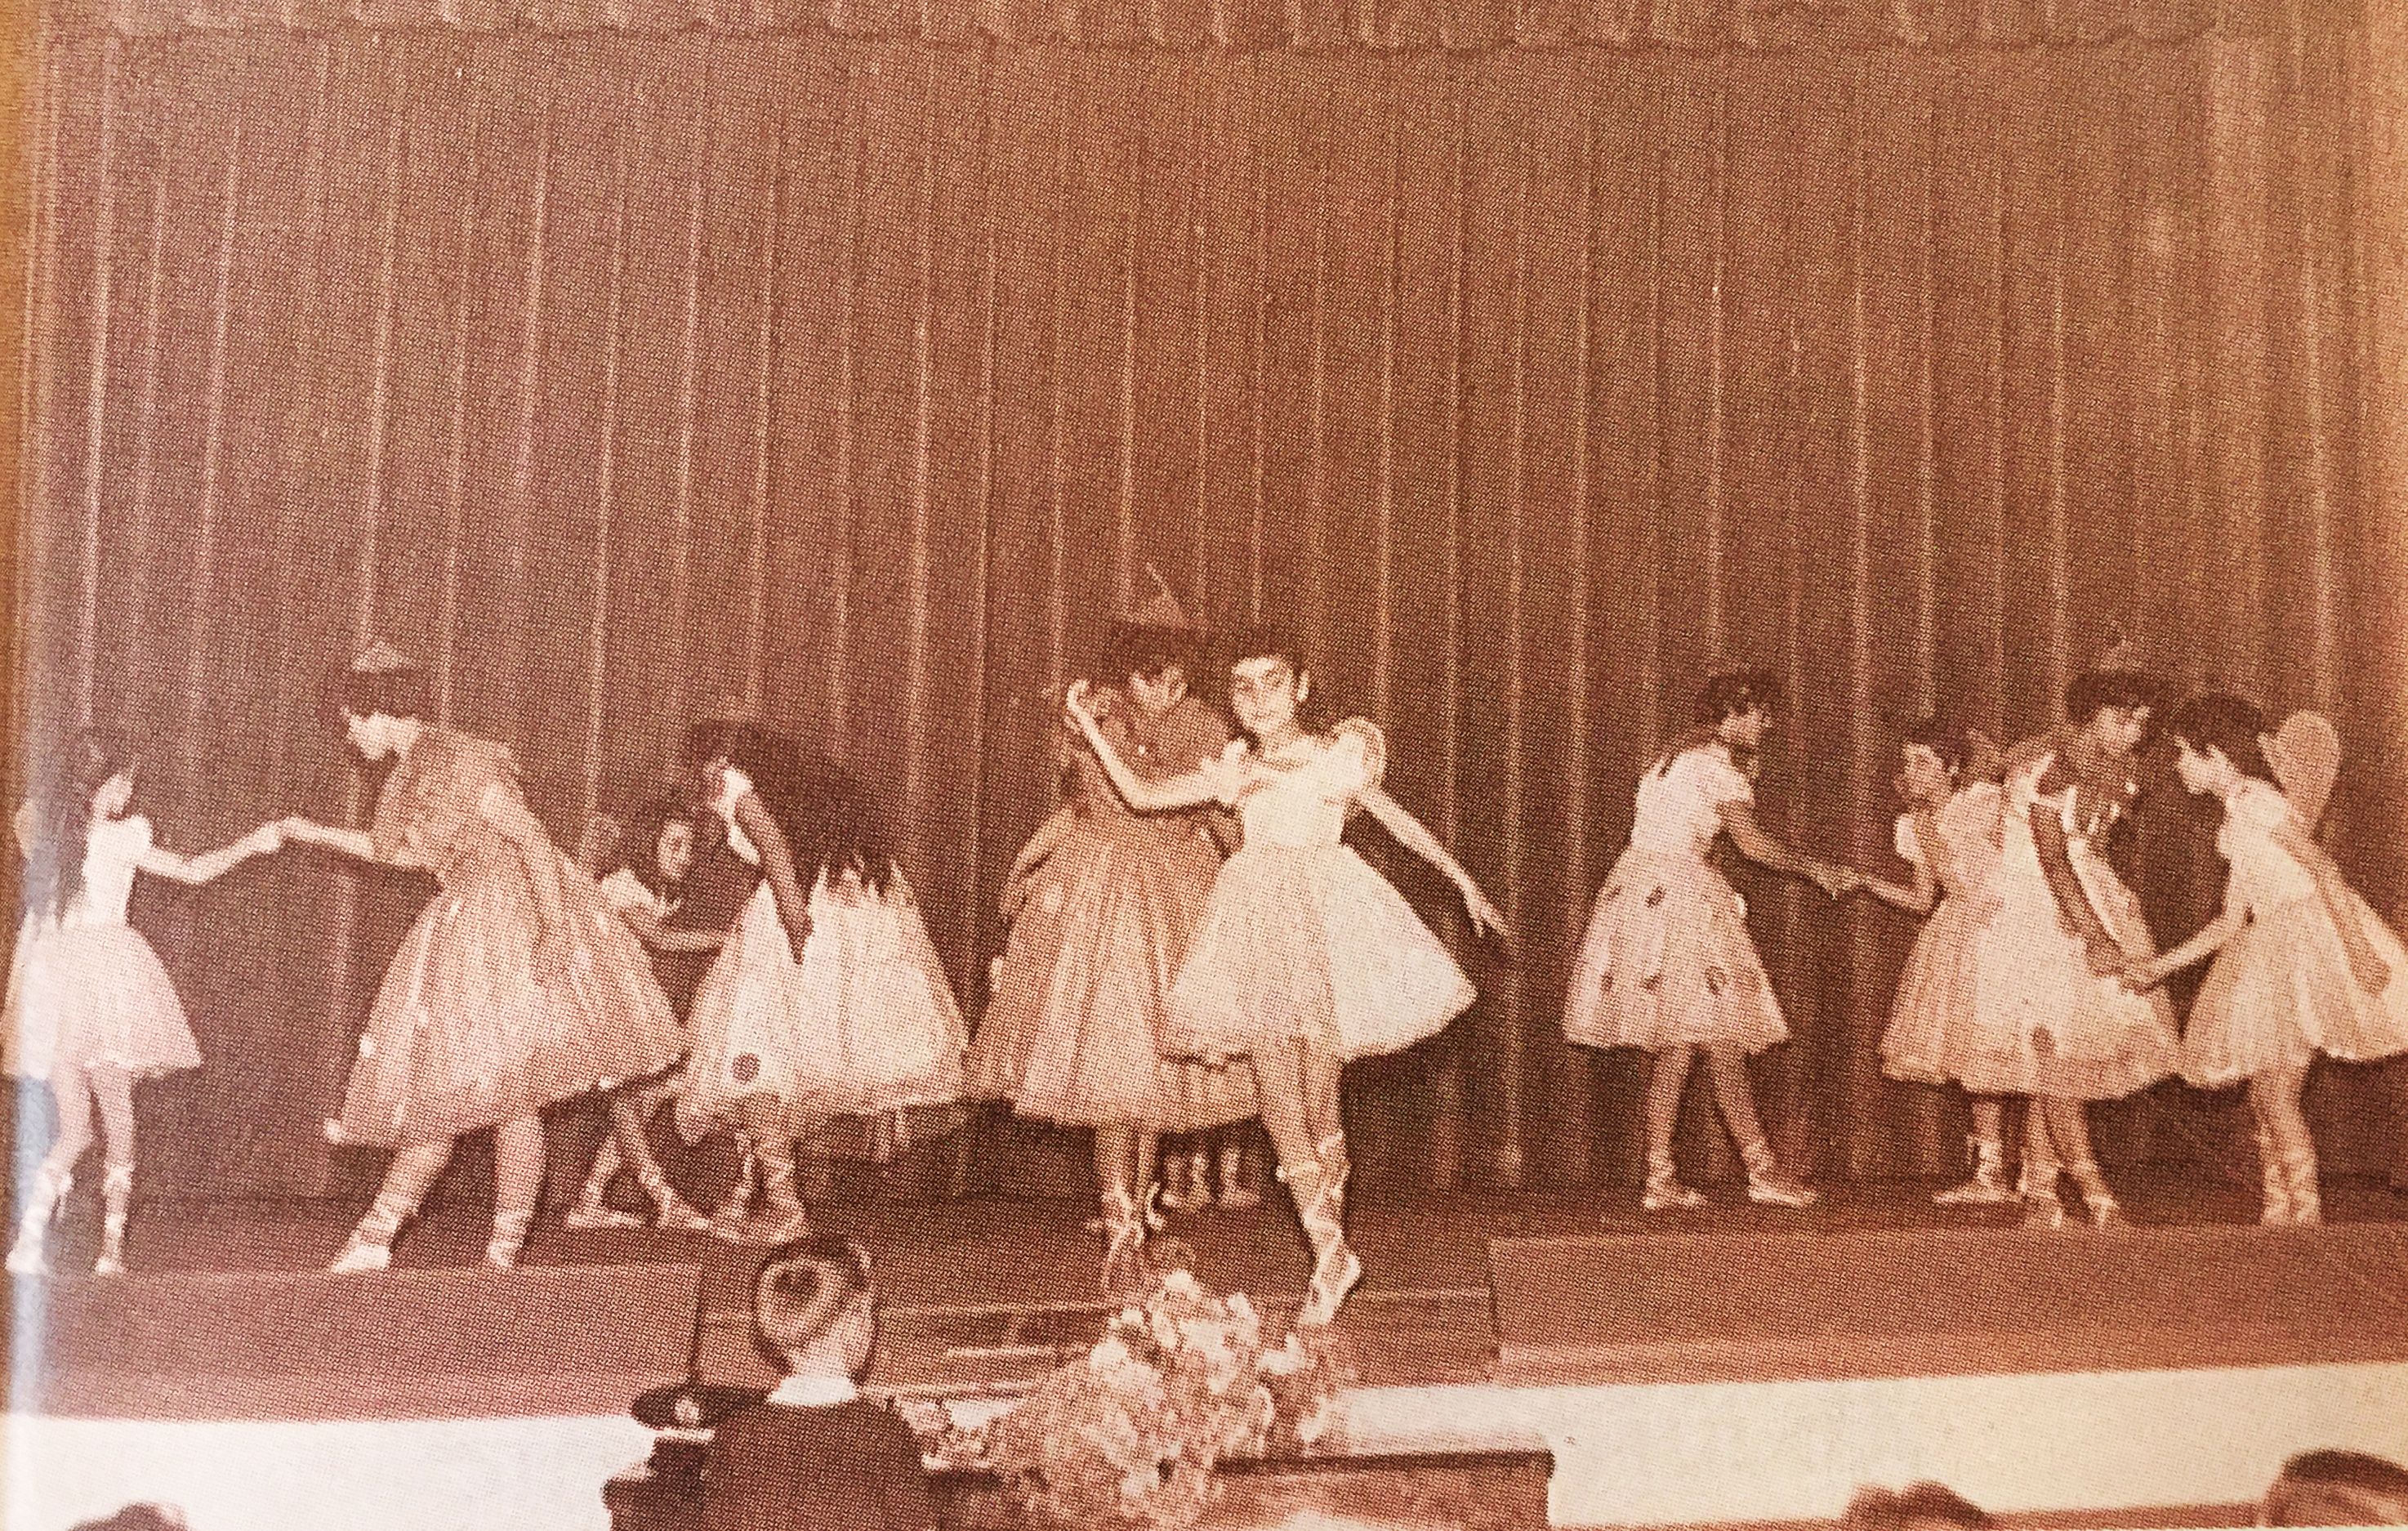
xmin=1563 ymin=670 xmax=1851 ymax=1212
xmin=1853 ymin=721 xmax=2022 ymax=1205
xmin=2125 ymin=697 xmax=2408 ymax=1224
xmin=1978 ymin=657 xmax=2178 ymax=1230
xmin=1064 ymin=627 xmax=1505 ymax=1325
xmin=676 ymin=723 xmax=967 ymax=1242
xmin=5 ymin=731 xmax=281 ymax=1276
xmin=268 ymin=645 xmax=688 ymax=1270
xmin=564 ymin=801 xmax=726 ymax=1232
xmin=974 ymin=586 xmax=1258 ymax=1288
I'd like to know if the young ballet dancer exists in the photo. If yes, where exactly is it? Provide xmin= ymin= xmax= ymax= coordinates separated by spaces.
xmin=5 ymin=731 xmax=282 ymax=1276
xmin=676 ymin=724 xmax=966 ymax=1243
xmin=697 ymin=1234 xmax=936 ymax=1531
xmin=973 ymin=587 xmax=1259 ymax=1288
xmin=565 ymin=800 xmax=728 ymax=1232
xmin=2125 ymin=696 xmax=2408 ymax=1224
xmin=1064 ymin=627 xmax=1505 ymax=1326
xmin=1976 ymin=654 xmax=2179 ymax=1230
xmin=267 ymin=643 xmax=688 ymax=1270
xmin=1563 ymin=669 xmax=1848 ymax=1212
xmin=1854 ymin=721 xmax=2022 ymax=1204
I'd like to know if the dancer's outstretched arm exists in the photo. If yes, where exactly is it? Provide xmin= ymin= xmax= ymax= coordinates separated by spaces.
xmin=2128 ymin=899 xmax=2245 ymax=989
xmin=1857 ymin=806 xmax=1940 ymax=914
xmin=1064 ymin=682 xmax=1221 ymax=815
xmin=1719 ymin=801 xmax=1857 ymax=898
xmin=1353 ymin=787 xmax=1508 ymax=940
xmin=619 ymin=905 xmax=725 ymax=955
xmin=731 ymin=790 xmax=814 ymax=963
xmin=140 ymin=823 xmax=283 ymax=885
xmin=279 ymin=818 xmax=381 ymax=862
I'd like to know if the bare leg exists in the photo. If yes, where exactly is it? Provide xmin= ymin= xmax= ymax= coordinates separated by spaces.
xmin=10 ymin=1064 xmax=96 ymax=1275
xmin=1641 ymin=1047 xmax=1704 ymax=1211
xmin=572 ymin=1087 xmax=708 ymax=1232
xmin=91 ymin=1066 xmax=136 ymax=1275
xmin=331 ymin=1138 xmax=457 ymax=1273
xmin=1705 ymin=1047 xmax=1816 ymax=1207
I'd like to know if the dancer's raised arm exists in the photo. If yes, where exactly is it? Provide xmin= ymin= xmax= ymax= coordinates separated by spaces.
xmin=1064 ymin=681 xmax=1224 ymax=815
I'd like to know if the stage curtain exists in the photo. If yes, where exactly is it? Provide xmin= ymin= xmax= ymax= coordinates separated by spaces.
xmin=14 ymin=5 xmax=2402 ymax=1199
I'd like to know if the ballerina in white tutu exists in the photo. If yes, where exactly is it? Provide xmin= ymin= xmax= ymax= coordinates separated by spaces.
xmin=2126 ymin=697 xmax=2408 ymax=1225
xmin=1854 ymin=721 xmax=2021 ymax=1205
xmin=1064 ymin=627 xmax=1505 ymax=1326
xmin=6 ymin=730 xmax=281 ymax=1276
xmin=1563 ymin=670 xmax=1853 ymax=1212
xmin=675 ymin=722 xmax=967 ymax=1243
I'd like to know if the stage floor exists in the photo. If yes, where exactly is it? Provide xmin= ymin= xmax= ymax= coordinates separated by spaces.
xmin=25 ymin=1168 xmax=2408 ymax=1395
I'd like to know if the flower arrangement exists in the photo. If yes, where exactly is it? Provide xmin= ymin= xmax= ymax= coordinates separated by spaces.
xmin=973 ymin=1267 xmax=1346 ymax=1529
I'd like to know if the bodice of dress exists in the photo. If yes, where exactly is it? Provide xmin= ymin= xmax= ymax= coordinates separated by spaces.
xmin=1066 ymin=693 xmax=1231 ymax=831
xmin=370 ymin=729 xmax=527 ymax=883
xmin=64 ymin=814 xmax=151 ymax=928
xmin=2217 ymin=779 xmax=2318 ymax=917
xmin=1628 ymin=745 xmax=1752 ymax=861
xmin=1895 ymin=783 xmax=2004 ymax=899
xmin=711 ymin=767 xmax=764 ymax=868
xmin=1210 ymin=721 xmax=1384 ymax=851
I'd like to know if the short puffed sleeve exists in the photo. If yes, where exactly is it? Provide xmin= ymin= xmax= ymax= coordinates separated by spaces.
xmin=1696 ymin=747 xmax=1754 ymax=809
xmin=1893 ymin=813 xmax=1924 ymax=867
xmin=1325 ymin=717 xmax=1389 ymax=796
xmin=2232 ymin=780 xmax=2294 ymax=834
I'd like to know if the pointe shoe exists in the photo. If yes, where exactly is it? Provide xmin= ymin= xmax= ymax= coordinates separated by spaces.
xmin=6 ymin=1235 xmax=48 ymax=1278
xmin=2282 ymin=1155 xmax=2323 ymax=1227
xmin=1933 ymin=1139 xmax=2013 ymax=1207
xmin=2063 ymin=1164 xmax=2127 ymax=1231
xmin=1641 ymin=1153 xmax=1706 ymax=1213
xmin=2020 ymin=1192 xmax=2069 ymax=1231
xmin=484 ymin=1207 xmax=535 ymax=1270
xmin=1298 ymin=1239 xmax=1362 ymax=1328
xmin=328 ymin=1237 xmax=395 ymax=1274
xmin=1746 ymin=1171 xmax=1820 ymax=1208
xmin=93 ymin=1251 xmax=126 ymax=1277
xmin=564 ymin=1195 xmax=647 ymax=1231
xmin=1741 ymin=1141 xmax=1819 ymax=1208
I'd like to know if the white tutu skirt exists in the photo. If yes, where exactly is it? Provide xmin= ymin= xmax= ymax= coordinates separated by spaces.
xmin=1970 ymin=859 xmax=2177 ymax=1100
xmin=1563 ymin=849 xmax=1787 ymax=1053
xmin=1166 ymin=843 xmax=1474 ymax=1064
xmin=5 ymin=919 xmax=201 ymax=1082
xmin=2181 ymin=893 xmax=2408 ymax=1087
xmin=678 ymin=873 xmax=967 ymax=1138
xmin=1880 ymin=894 xmax=2018 ymax=1089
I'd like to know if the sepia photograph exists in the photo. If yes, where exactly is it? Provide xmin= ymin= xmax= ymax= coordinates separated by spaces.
xmin=2 ymin=0 xmax=2406 ymax=1524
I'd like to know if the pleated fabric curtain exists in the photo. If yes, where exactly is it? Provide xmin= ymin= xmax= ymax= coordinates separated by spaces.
xmin=14 ymin=0 xmax=2402 ymax=1198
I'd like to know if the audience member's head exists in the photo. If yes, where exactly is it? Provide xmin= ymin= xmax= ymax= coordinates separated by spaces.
xmin=754 ymin=1233 xmax=878 ymax=1381
xmin=70 ymin=1508 xmax=189 ymax=1531
xmin=1840 ymin=1482 xmax=1995 ymax=1531
xmin=2262 ymin=1449 xmax=2408 ymax=1526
